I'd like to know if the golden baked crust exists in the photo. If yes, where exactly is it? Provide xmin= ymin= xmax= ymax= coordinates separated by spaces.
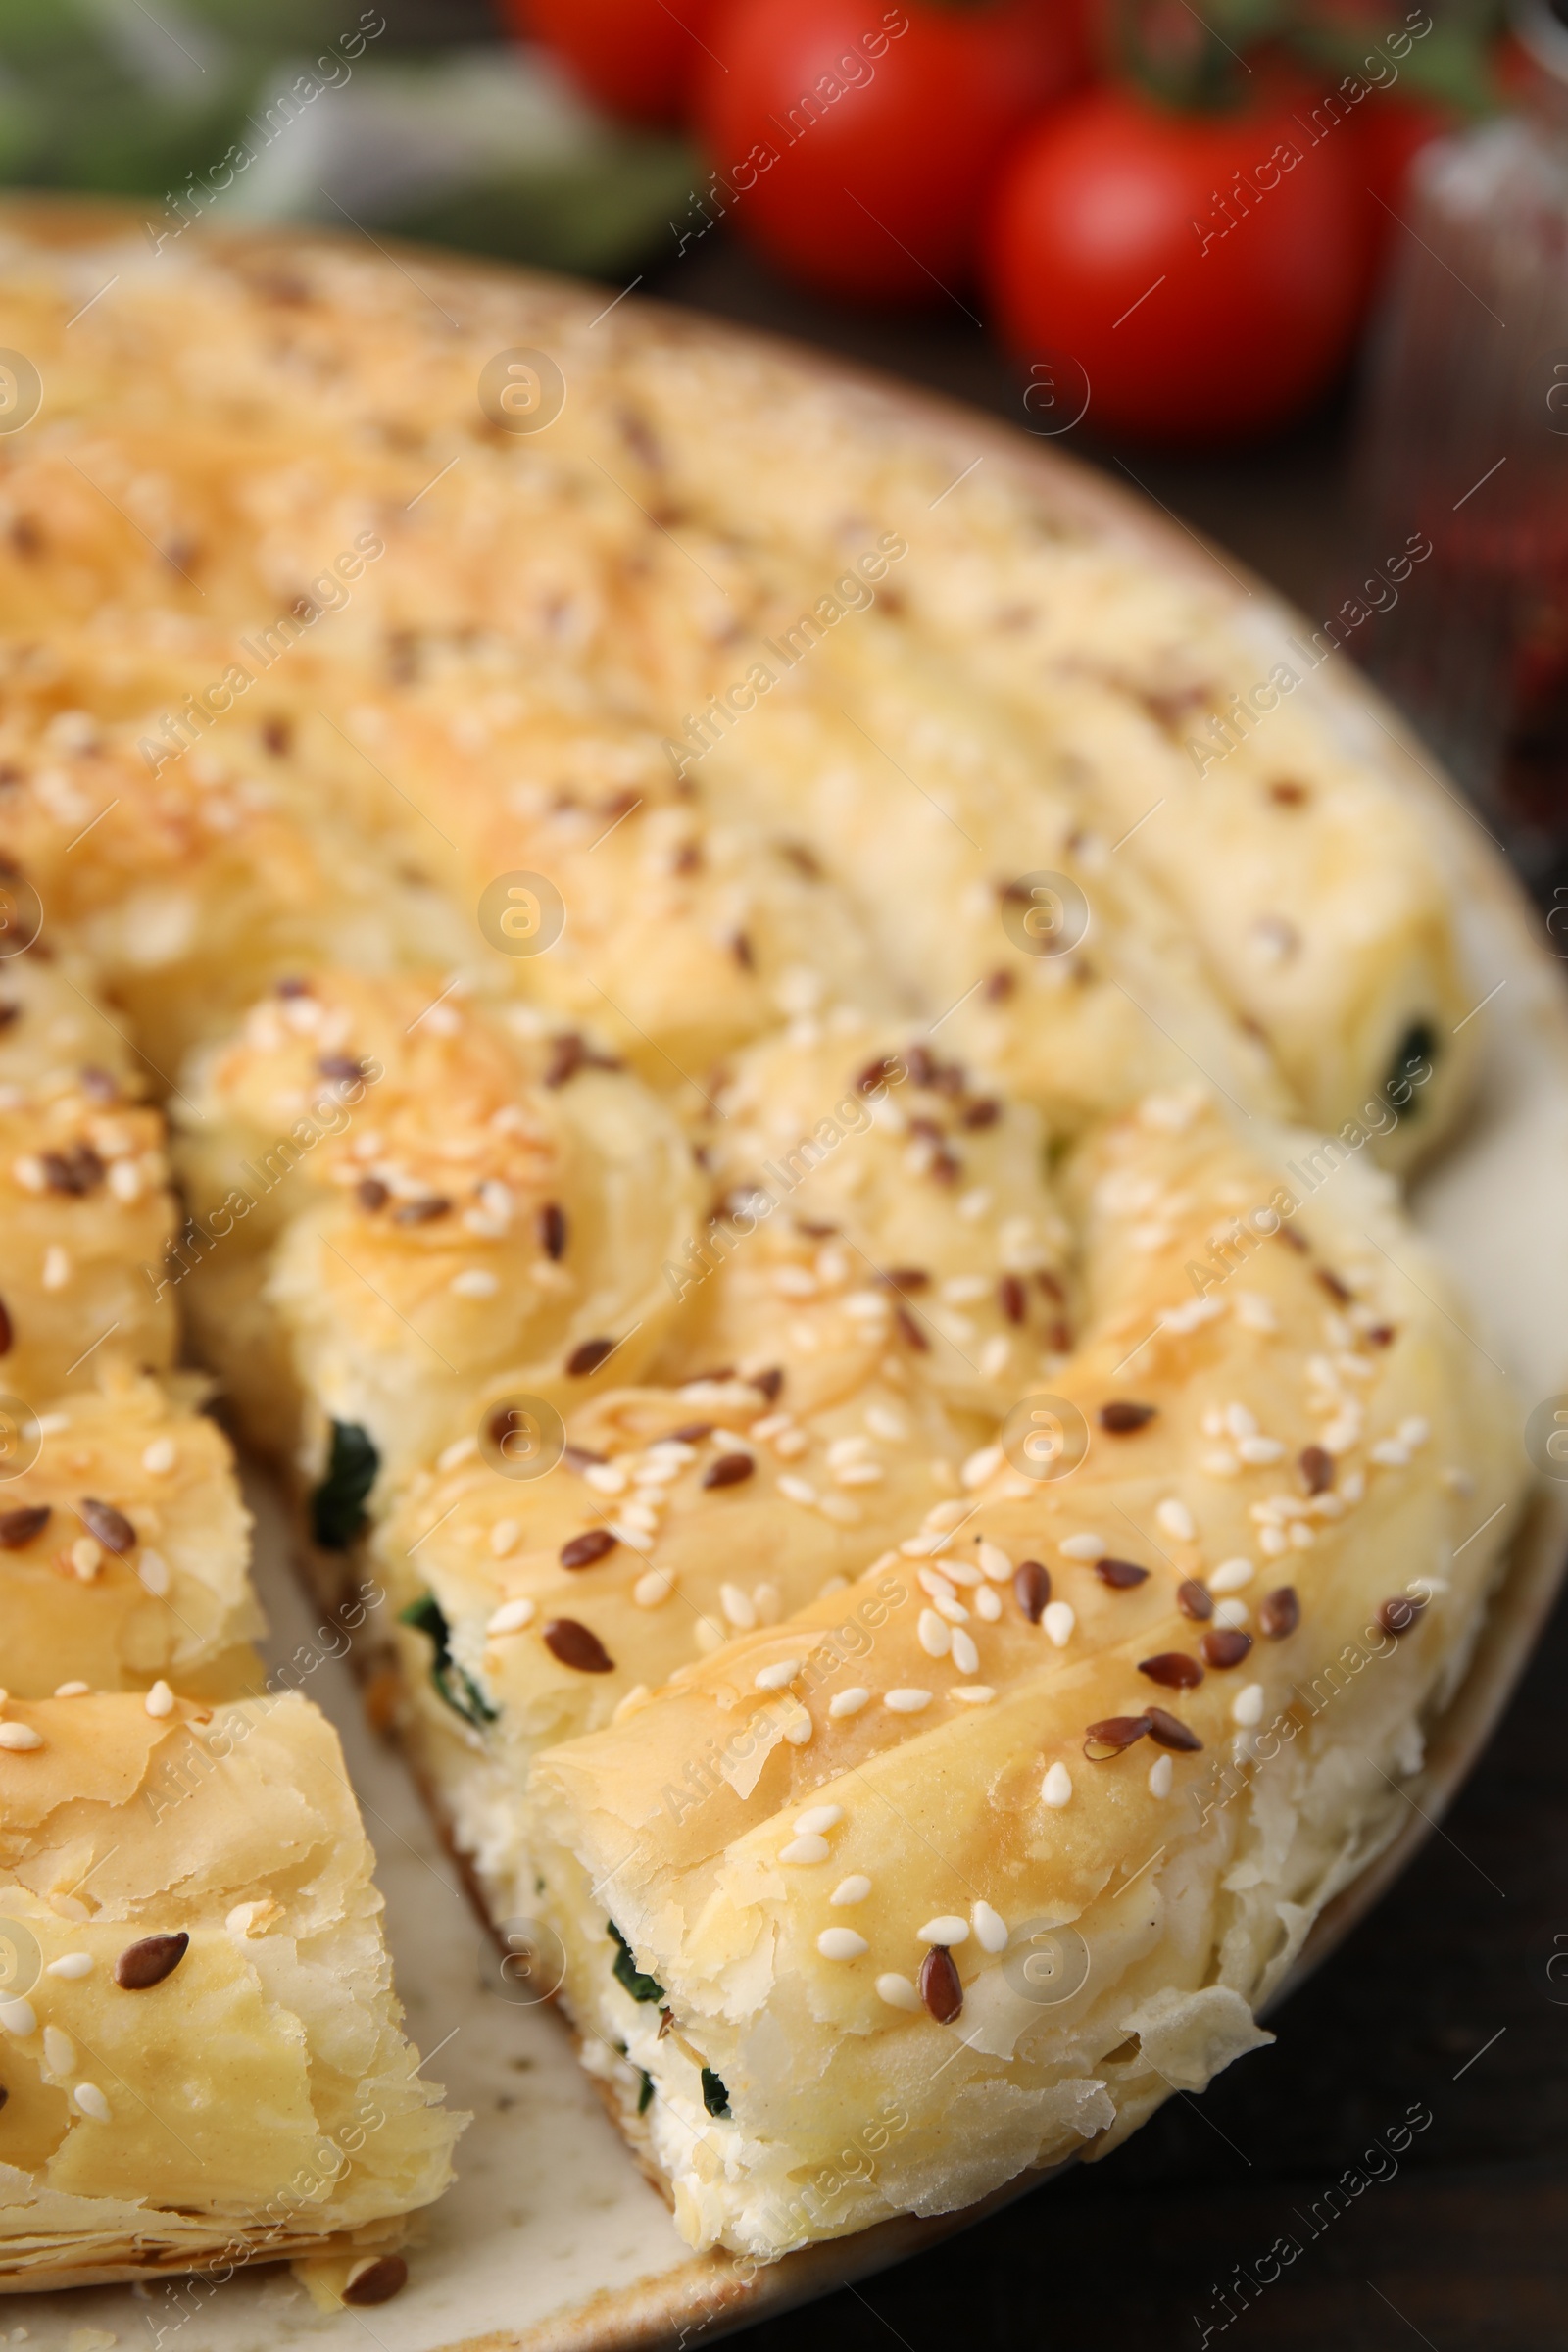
xmin=0 ymin=201 xmax=1518 ymax=2272
xmin=0 ymin=1690 xmax=462 ymax=2286
xmin=532 ymin=1099 xmax=1517 ymax=2254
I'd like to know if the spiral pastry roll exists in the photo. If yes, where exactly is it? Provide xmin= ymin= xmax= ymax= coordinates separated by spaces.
xmin=0 ymin=1688 xmax=462 ymax=2287
xmin=667 ymin=1017 xmax=1071 ymax=1420
xmin=172 ymin=970 xmax=701 ymax=1507
xmin=531 ymin=1093 xmax=1517 ymax=2257
xmin=377 ymin=1369 xmax=966 ymax=1930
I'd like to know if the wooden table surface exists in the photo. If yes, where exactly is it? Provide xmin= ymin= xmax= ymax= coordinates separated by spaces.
xmin=631 ymin=236 xmax=1568 ymax=2352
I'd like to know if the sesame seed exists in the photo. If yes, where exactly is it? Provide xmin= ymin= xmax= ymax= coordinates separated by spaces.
xmin=828 ymin=1688 xmax=870 ymax=1718
xmin=827 ymin=1420 xmax=879 ymax=1458
xmin=1058 ymin=1532 xmax=1104 ymax=1560
xmin=777 ymin=1475 xmax=817 ymax=1506
xmin=971 ymin=1901 xmax=1007 ymax=1953
xmin=831 ymin=1876 xmax=871 ymax=1906
xmin=452 ymin=1267 xmax=500 ymax=1298
xmin=1231 ymin=1682 xmax=1266 ymax=1726
xmin=973 ymin=1586 xmax=1003 ymax=1621
xmin=1259 ymin=1526 xmax=1289 ymax=1556
xmin=73 ymin=2082 xmax=110 ymax=2121
xmin=918 ymin=1915 xmax=968 ymax=1946
xmin=976 ymin=1541 xmax=1012 ymax=1582
xmin=795 ymin=1806 xmax=842 ymax=1834
xmin=754 ymin=1658 xmax=803 ymax=1690
xmin=1041 ymin=1760 xmax=1073 ymax=1807
xmin=1213 ymin=1597 xmax=1251 ymax=1629
xmin=486 ymin=1597 xmax=535 ymax=1635
xmin=960 ymin=1445 xmax=1003 ymax=1489
xmin=43 ymin=2026 xmax=73 ymax=2075
xmin=817 ymin=1927 xmax=867 ymax=1961
xmin=45 ymin=1954 xmax=92 ymax=1979
xmin=951 ymin=1685 xmax=995 ymax=1703
xmin=877 ymin=1972 xmax=922 ymax=2011
xmin=437 ymin=1435 xmax=479 ymax=1472
xmin=42 ymin=1247 xmax=71 ymax=1291
xmin=1042 ymin=1600 xmax=1075 ymax=1647
xmin=144 ymin=1681 xmax=175 ymax=1718
xmin=951 ymin=1628 xmax=980 ymax=1675
xmin=884 ymin=1689 xmax=932 ymax=1713
xmin=1209 ymin=1558 xmax=1254 ymax=1592
xmin=0 ymin=1997 xmax=35 ymax=2034
xmin=917 ymin=1608 xmax=952 ymax=1659
xmin=0 ymin=1723 xmax=42 ymax=1750
xmin=1148 ymin=1754 xmax=1173 ymax=1797
xmin=53 ymin=1681 xmax=90 ymax=1698
xmin=70 ymin=1538 xmax=102 ymax=1582
xmin=1155 ymin=1498 xmax=1196 ymax=1543
xmin=141 ymin=1438 xmax=177 ymax=1476
xmin=137 ymin=1549 xmax=171 ymax=1596
xmin=781 ymin=1834 xmax=830 ymax=1865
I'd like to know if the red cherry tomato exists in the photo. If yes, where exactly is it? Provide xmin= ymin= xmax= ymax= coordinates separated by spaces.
xmin=695 ymin=0 xmax=1085 ymax=303
xmin=1357 ymin=89 xmax=1455 ymax=226
xmin=503 ymin=0 xmax=725 ymax=124
xmin=986 ymin=84 xmax=1369 ymax=442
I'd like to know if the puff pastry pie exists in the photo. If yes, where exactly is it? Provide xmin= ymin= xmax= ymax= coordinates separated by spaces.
xmin=0 ymin=202 xmax=1520 ymax=2273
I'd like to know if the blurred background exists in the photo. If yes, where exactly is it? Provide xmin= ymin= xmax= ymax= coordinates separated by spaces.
xmin=3 ymin=0 xmax=1566 ymax=888
xmin=3 ymin=4 xmax=1565 ymax=2344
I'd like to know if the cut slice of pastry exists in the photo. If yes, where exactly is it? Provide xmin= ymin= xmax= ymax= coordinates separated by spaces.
xmin=0 ymin=1077 xmax=176 ymax=1400
xmin=530 ymin=1093 xmax=1519 ymax=2257
xmin=170 ymin=970 xmax=702 ymax=1495
xmin=376 ymin=1370 xmax=968 ymax=1929
xmin=0 ymin=1686 xmax=464 ymax=2288
xmin=0 ymin=1367 xmax=260 ymax=1700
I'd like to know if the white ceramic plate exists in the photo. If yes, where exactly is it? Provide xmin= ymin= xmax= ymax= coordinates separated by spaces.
xmin=6 ymin=279 xmax=1566 ymax=2352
